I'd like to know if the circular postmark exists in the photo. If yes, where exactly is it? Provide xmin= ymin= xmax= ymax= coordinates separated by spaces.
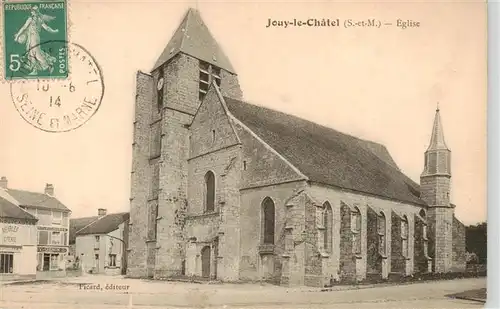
xmin=9 ymin=40 xmax=104 ymax=132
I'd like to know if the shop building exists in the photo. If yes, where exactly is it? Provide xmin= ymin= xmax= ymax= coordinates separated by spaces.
xmin=0 ymin=178 xmax=72 ymax=273
xmin=0 ymin=187 xmax=38 ymax=277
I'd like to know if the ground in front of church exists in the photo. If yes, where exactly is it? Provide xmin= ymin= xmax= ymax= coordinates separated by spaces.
xmin=0 ymin=275 xmax=486 ymax=308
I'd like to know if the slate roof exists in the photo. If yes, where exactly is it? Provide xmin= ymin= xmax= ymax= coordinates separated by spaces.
xmin=224 ymin=97 xmax=425 ymax=206
xmin=427 ymin=107 xmax=449 ymax=151
xmin=69 ymin=216 xmax=99 ymax=244
xmin=0 ymin=189 xmax=37 ymax=221
xmin=5 ymin=189 xmax=71 ymax=212
xmin=76 ymin=212 xmax=130 ymax=236
xmin=152 ymin=8 xmax=235 ymax=73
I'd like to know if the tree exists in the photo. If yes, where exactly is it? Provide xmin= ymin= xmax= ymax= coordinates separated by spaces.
xmin=465 ymin=222 xmax=487 ymax=264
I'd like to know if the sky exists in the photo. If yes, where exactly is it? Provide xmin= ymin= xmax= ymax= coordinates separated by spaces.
xmin=0 ymin=0 xmax=486 ymax=225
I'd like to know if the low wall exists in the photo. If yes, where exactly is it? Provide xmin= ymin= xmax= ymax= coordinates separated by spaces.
xmin=66 ymin=269 xmax=83 ymax=277
xmin=36 ymin=270 xmax=67 ymax=280
xmin=104 ymin=267 xmax=122 ymax=276
xmin=0 ymin=274 xmax=36 ymax=281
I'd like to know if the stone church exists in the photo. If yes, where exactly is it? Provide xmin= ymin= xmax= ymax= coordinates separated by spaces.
xmin=127 ymin=8 xmax=466 ymax=287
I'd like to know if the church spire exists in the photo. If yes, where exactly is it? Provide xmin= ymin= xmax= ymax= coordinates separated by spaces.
xmin=152 ymin=8 xmax=236 ymax=74
xmin=426 ymin=103 xmax=449 ymax=152
xmin=420 ymin=104 xmax=452 ymax=207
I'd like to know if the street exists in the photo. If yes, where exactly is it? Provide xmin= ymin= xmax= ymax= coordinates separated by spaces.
xmin=0 ymin=276 xmax=486 ymax=309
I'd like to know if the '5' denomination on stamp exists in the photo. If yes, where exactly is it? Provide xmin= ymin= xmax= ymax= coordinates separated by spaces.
xmin=3 ymin=0 xmax=68 ymax=80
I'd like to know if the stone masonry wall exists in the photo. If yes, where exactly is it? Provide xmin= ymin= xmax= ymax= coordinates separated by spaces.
xmin=339 ymin=203 xmax=356 ymax=282
xmin=186 ymin=145 xmax=242 ymax=280
xmin=188 ymin=86 xmax=241 ymax=175
xmin=127 ymin=71 xmax=154 ymax=278
xmin=239 ymin=181 xmax=307 ymax=281
xmin=428 ymin=207 xmax=454 ymax=273
xmin=420 ymin=176 xmax=451 ymax=206
xmin=186 ymin=85 xmax=243 ymax=281
xmin=220 ymin=69 xmax=243 ymax=100
xmin=413 ymin=215 xmax=429 ymax=273
xmin=153 ymin=53 xmax=198 ymax=278
xmin=308 ymin=184 xmax=423 ymax=281
xmin=303 ymin=195 xmax=322 ymax=287
xmin=153 ymin=51 xmax=242 ymax=278
xmin=232 ymin=121 xmax=305 ymax=190
xmin=163 ymin=54 xmax=201 ymax=116
xmin=452 ymin=215 xmax=466 ymax=271
xmin=366 ymin=207 xmax=381 ymax=275
xmin=390 ymin=211 xmax=405 ymax=274
xmin=281 ymin=191 xmax=307 ymax=286
xmin=155 ymin=108 xmax=193 ymax=278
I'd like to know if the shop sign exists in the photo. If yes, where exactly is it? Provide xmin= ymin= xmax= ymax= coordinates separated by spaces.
xmin=0 ymin=223 xmax=31 ymax=245
xmin=38 ymin=246 xmax=68 ymax=253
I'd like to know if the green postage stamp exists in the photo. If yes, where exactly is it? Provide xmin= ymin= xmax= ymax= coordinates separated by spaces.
xmin=2 ymin=0 xmax=68 ymax=80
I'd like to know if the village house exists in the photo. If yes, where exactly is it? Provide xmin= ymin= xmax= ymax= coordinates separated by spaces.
xmin=74 ymin=209 xmax=129 ymax=275
xmin=0 ymin=177 xmax=71 ymax=275
xmin=0 ymin=188 xmax=38 ymax=278
xmin=127 ymin=8 xmax=466 ymax=287
xmin=68 ymin=213 xmax=99 ymax=257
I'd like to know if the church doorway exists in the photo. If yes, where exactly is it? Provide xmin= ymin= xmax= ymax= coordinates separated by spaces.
xmin=201 ymin=246 xmax=211 ymax=278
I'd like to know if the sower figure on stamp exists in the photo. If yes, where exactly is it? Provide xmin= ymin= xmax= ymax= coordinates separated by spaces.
xmin=14 ymin=6 xmax=59 ymax=75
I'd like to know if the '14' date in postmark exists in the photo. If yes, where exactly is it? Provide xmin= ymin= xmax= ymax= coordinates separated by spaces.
xmin=10 ymin=42 xmax=105 ymax=132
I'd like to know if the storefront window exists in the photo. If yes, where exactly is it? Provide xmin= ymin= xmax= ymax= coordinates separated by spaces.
xmin=0 ymin=253 xmax=14 ymax=273
xmin=42 ymin=253 xmax=59 ymax=271
xmin=50 ymin=254 xmax=59 ymax=270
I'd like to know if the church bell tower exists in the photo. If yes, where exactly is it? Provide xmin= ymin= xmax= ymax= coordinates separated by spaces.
xmin=127 ymin=7 xmax=242 ymax=278
xmin=420 ymin=104 xmax=454 ymax=273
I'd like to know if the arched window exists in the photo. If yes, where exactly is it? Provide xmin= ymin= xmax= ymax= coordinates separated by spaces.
xmin=204 ymin=171 xmax=215 ymax=213
xmin=262 ymin=197 xmax=275 ymax=245
xmin=378 ymin=212 xmax=386 ymax=255
xmin=401 ymin=215 xmax=409 ymax=257
xmin=157 ymin=67 xmax=164 ymax=112
xmin=323 ymin=202 xmax=333 ymax=253
xmin=419 ymin=209 xmax=429 ymax=256
xmin=351 ymin=207 xmax=361 ymax=254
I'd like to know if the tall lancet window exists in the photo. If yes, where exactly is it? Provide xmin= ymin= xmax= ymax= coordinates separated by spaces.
xmin=262 ymin=197 xmax=275 ymax=245
xmin=351 ymin=207 xmax=362 ymax=254
xmin=419 ymin=209 xmax=429 ymax=257
xmin=204 ymin=171 xmax=216 ymax=213
xmin=378 ymin=212 xmax=386 ymax=255
xmin=157 ymin=67 xmax=164 ymax=112
xmin=323 ymin=202 xmax=333 ymax=253
xmin=401 ymin=215 xmax=409 ymax=257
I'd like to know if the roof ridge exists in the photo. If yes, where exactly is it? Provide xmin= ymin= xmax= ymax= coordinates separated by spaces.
xmin=76 ymin=212 xmax=130 ymax=236
xmin=178 ymin=8 xmax=191 ymax=54
xmin=8 ymin=188 xmax=51 ymax=195
xmin=70 ymin=215 xmax=99 ymax=220
xmin=223 ymin=96 xmax=386 ymax=146
xmin=74 ymin=216 xmax=101 ymax=234
xmin=223 ymin=97 xmax=414 ymax=181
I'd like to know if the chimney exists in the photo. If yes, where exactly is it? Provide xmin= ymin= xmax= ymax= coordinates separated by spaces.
xmin=0 ymin=176 xmax=7 ymax=189
xmin=98 ymin=208 xmax=107 ymax=217
xmin=44 ymin=183 xmax=54 ymax=196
